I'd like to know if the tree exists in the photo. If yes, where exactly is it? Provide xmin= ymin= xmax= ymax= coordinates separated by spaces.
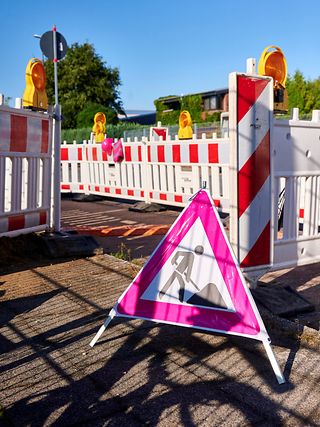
xmin=286 ymin=71 xmax=320 ymax=114
xmin=76 ymin=102 xmax=118 ymax=128
xmin=44 ymin=42 xmax=124 ymax=129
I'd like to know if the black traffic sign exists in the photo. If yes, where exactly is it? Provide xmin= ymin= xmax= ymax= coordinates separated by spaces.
xmin=40 ymin=31 xmax=68 ymax=60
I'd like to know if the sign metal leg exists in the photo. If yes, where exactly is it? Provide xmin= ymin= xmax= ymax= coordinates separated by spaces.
xmin=90 ymin=309 xmax=116 ymax=347
xmin=262 ymin=339 xmax=286 ymax=384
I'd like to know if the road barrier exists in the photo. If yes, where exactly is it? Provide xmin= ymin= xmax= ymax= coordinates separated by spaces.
xmin=0 ymin=104 xmax=54 ymax=237
xmin=60 ymin=73 xmax=320 ymax=282
xmin=2 ymin=70 xmax=318 ymax=282
xmin=61 ymin=134 xmax=230 ymax=212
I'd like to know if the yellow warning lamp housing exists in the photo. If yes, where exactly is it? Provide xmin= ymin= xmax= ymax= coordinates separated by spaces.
xmin=23 ymin=58 xmax=48 ymax=111
xmin=178 ymin=110 xmax=193 ymax=140
xmin=258 ymin=46 xmax=288 ymax=113
xmin=92 ymin=112 xmax=106 ymax=143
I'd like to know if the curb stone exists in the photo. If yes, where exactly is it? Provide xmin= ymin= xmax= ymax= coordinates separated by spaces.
xmin=259 ymin=305 xmax=320 ymax=350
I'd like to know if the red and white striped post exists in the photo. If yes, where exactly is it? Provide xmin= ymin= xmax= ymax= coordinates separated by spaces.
xmin=229 ymin=73 xmax=274 ymax=283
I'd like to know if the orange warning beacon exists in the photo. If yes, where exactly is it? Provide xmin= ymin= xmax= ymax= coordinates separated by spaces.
xmin=92 ymin=112 xmax=106 ymax=143
xmin=178 ymin=110 xmax=193 ymax=140
xmin=258 ymin=46 xmax=288 ymax=112
xmin=23 ymin=58 xmax=48 ymax=111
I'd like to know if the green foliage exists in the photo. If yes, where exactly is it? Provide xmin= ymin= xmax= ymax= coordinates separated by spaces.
xmin=44 ymin=42 xmax=123 ymax=129
xmin=287 ymin=71 xmax=320 ymax=114
xmin=154 ymin=98 xmax=180 ymax=125
xmin=154 ymin=94 xmax=221 ymax=125
xmin=181 ymin=95 xmax=202 ymax=122
xmin=61 ymin=122 xmax=147 ymax=143
xmin=201 ymin=111 xmax=221 ymax=122
xmin=111 ymin=243 xmax=132 ymax=261
xmin=76 ymin=102 xmax=118 ymax=128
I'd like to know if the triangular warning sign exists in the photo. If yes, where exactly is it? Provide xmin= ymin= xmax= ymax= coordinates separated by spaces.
xmin=90 ymin=189 xmax=285 ymax=384
xmin=115 ymin=189 xmax=267 ymax=340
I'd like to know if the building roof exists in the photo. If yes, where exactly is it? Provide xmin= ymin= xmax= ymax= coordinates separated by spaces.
xmin=156 ymin=88 xmax=228 ymax=103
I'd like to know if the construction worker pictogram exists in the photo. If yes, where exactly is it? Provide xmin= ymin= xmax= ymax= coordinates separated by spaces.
xmin=159 ymin=245 xmax=203 ymax=302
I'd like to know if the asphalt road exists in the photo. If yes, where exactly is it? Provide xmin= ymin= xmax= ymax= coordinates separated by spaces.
xmin=61 ymin=195 xmax=180 ymax=260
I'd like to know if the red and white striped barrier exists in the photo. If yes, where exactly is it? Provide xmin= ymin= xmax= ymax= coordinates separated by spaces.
xmin=60 ymin=136 xmax=230 ymax=212
xmin=229 ymin=73 xmax=273 ymax=276
xmin=0 ymin=110 xmax=50 ymax=154
xmin=0 ymin=106 xmax=53 ymax=237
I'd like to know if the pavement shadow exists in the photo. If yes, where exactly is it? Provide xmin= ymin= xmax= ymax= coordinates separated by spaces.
xmin=3 ymin=309 xmax=316 ymax=426
xmin=1 ymin=255 xmax=319 ymax=425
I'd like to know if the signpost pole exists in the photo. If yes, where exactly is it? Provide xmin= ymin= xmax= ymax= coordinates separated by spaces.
xmin=51 ymin=25 xmax=61 ymax=232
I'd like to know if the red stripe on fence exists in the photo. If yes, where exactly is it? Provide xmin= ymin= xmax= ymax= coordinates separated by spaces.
xmin=240 ymin=221 xmax=270 ymax=267
xmin=39 ymin=211 xmax=47 ymax=225
xmin=116 ymin=188 xmax=121 ymax=195
xmin=172 ymin=145 xmax=181 ymax=163
xmin=125 ymin=146 xmax=132 ymax=161
xmin=104 ymin=187 xmax=110 ymax=193
xmin=92 ymin=147 xmax=98 ymax=161
xmin=147 ymin=146 xmax=151 ymax=162
xmin=127 ymin=189 xmax=134 ymax=196
xmin=189 ymin=144 xmax=199 ymax=163
xmin=94 ymin=186 xmax=100 ymax=192
xmin=174 ymin=195 xmax=183 ymax=203
xmin=102 ymin=150 xmax=107 ymax=161
xmin=41 ymin=120 xmax=49 ymax=153
xmin=141 ymin=190 xmax=144 ymax=197
xmin=8 ymin=214 xmax=25 ymax=231
xmin=61 ymin=184 xmax=71 ymax=190
xmin=77 ymin=147 xmax=83 ymax=161
xmin=238 ymin=130 xmax=270 ymax=217
xmin=300 ymin=209 xmax=304 ymax=218
xmin=61 ymin=148 xmax=69 ymax=161
xmin=157 ymin=145 xmax=165 ymax=162
xmin=10 ymin=115 xmax=27 ymax=152
xmin=213 ymin=199 xmax=221 ymax=207
xmin=159 ymin=193 xmax=167 ymax=201
xmin=208 ymin=144 xmax=219 ymax=163
xmin=138 ymin=145 xmax=142 ymax=162
xmin=79 ymin=185 xmax=84 ymax=190
xmin=237 ymin=75 xmax=269 ymax=123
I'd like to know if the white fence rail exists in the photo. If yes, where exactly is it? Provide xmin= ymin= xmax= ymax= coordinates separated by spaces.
xmin=0 ymin=105 xmax=53 ymax=237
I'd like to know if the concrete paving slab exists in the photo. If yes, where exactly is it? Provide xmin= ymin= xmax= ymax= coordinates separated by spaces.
xmin=1 ymin=254 xmax=320 ymax=426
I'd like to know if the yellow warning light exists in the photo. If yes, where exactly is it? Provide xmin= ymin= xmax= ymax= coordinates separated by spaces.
xmin=258 ymin=45 xmax=287 ymax=88
xmin=23 ymin=58 xmax=48 ymax=110
xmin=178 ymin=110 xmax=193 ymax=140
xmin=258 ymin=46 xmax=288 ymax=113
xmin=92 ymin=112 xmax=106 ymax=143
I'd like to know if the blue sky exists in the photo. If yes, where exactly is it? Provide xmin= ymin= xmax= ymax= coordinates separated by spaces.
xmin=1 ymin=0 xmax=320 ymax=110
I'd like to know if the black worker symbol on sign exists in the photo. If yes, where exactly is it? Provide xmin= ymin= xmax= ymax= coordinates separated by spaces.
xmin=159 ymin=245 xmax=204 ymax=302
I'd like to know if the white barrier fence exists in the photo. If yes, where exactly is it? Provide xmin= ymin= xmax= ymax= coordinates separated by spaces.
xmin=0 ymin=105 xmax=53 ymax=237
xmin=61 ymin=75 xmax=320 ymax=281
xmin=61 ymin=134 xmax=231 ymax=213
xmin=2 ymin=70 xmax=320 ymax=282
xmin=272 ymin=109 xmax=320 ymax=270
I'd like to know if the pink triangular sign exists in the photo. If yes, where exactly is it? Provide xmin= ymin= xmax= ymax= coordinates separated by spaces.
xmin=113 ymin=189 xmax=269 ymax=341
